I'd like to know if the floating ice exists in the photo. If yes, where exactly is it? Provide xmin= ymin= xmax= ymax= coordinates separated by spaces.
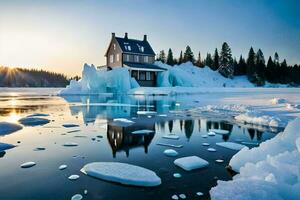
xmin=68 ymin=175 xmax=80 ymax=180
xmin=62 ymin=124 xmax=79 ymax=128
xmin=235 ymin=111 xmax=282 ymax=127
xmin=81 ymin=162 xmax=161 ymax=187
xmin=216 ymin=142 xmax=247 ymax=151
xmin=71 ymin=194 xmax=83 ymax=200
xmin=63 ymin=142 xmax=78 ymax=147
xmin=174 ymin=156 xmax=209 ymax=171
xmin=83 ymin=190 xmax=88 ymax=195
xmin=179 ymin=194 xmax=186 ymax=199
xmin=163 ymin=149 xmax=178 ymax=157
xmin=202 ymin=143 xmax=210 ymax=146
xmin=162 ymin=134 xmax=180 ymax=140
xmin=157 ymin=143 xmax=183 ymax=148
xmin=201 ymin=134 xmax=208 ymax=138
xmin=196 ymin=192 xmax=204 ymax=196
xmin=18 ymin=117 xmax=50 ymax=126
xmin=131 ymin=129 xmax=154 ymax=134
xmin=171 ymin=195 xmax=179 ymax=200
xmin=207 ymin=132 xmax=216 ymax=136
xmin=173 ymin=173 xmax=182 ymax=178
xmin=21 ymin=161 xmax=36 ymax=168
xmin=0 ymin=142 xmax=16 ymax=152
xmin=111 ymin=118 xmax=135 ymax=127
xmin=209 ymin=129 xmax=229 ymax=135
xmin=137 ymin=111 xmax=157 ymax=115
xmin=215 ymin=159 xmax=224 ymax=163
xmin=59 ymin=165 xmax=67 ymax=170
xmin=0 ymin=122 xmax=22 ymax=135
xmin=241 ymin=141 xmax=259 ymax=146
xmin=207 ymin=148 xmax=216 ymax=152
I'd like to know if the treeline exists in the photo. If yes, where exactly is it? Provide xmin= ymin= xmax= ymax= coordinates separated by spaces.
xmin=157 ymin=43 xmax=300 ymax=86
xmin=0 ymin=66 xmax=76 ymax=87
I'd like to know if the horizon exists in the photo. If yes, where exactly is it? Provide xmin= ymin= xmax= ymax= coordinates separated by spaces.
xmin=0 ymin=0 xmax=300 ymax=77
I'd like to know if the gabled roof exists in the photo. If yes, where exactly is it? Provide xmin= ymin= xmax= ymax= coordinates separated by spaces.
xmin=115 ymin=37 xmax=155 ymax=56
xmin=124 ymin=62 xmax=166 ymax=72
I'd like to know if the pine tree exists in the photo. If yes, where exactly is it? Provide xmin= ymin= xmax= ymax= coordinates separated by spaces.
xmin=235 ymin=55 xmax=247 ymax=75
xmin=254 ymin=49 xmax=266 ymax=86
xmin=166 ymin=48 xmax=174 ymax=66
xmin=218 ymin=42 xmax=233 ymax=78
xmin=183 ymin=46 xmax=195 ymax=63
xmin=205 ymin=53 xmax=213 ymax=68
xmin=212 ymin=48 xmax=219 ymax=71
xmin=266 ymin=56 xmax=274 ymax=83
xmin=246 ymin=47 xmax=256 ymax=82
xmin=279 ymin=59 xmax=288 ymax=83
xmin=178 ymin=51 xmax=183 ymax=65
xmin=195 ymin=52 xmax=203 ymax=67
xmin=157 ymin=50 xmax=166 ymax=63
xmin=273 ymin=52 xmax=280 ymax=83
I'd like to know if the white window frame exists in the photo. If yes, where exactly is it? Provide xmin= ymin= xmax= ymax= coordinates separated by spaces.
xmin=146 ymin=72 xmax=151 ymax=80
xmin=144 ymin=56 xmax=148 ymax=63
xmin=110 ymin=55 xmax=114 ymax=63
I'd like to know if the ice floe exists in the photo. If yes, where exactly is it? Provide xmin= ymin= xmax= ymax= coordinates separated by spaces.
xmin=137 ymin=111 xmax=157 ymax=115
xmin=207 ymin=148 xmax=216 ymax=152
xmin=157 ymin=143 xmax=183 ymax=148
xmin=71 ymin=194 xmax=83 ymax=200
xmin=162 ymin=134 xmax=180 ymax=140
xmin=211 ymin=118 xmax=300 ymax=200
xmin=171 ymin=194 xmax=179 ymax=200
xmin=216 ymin=142 xmax=247 ymax=151
xmin=235 ymin=111 xmax=282 ymax=127
xmin=209 ymin=129 xmax=229 ymax=135
xmin=196 ymin=192 xmax=204 ymax=196
xmin=179 ymin=194 xmax=186 ymax=199
xmin=111 ymin=118 xmax=135 ymax=127
xmin=68 ymin=175 xmax=80 ymax=180
xmin=202 ymin=143 xmax=210 ymax=146
xmin=0 ymin=142 xmax=16 ymax=152
xmin=131 ymin=129 xmax=154 ymax=134
xmin=59 ymin=165 xmax=67 ymax=170
xmin=63 ymin=142 xmax=78 ymax=147
xmin=215 ymin=159 xmax=224 ymax=163
xmin=0 ymin=122 xmax=22 ymax=135
xmin=163 ymin=149 xmax=178 ymax=157
xmin=207 ymin=132 xmax=216 ymax=136
xmin=18 ymin=117 xmax=50 ymax=126
xmin=81 ymin=162 xmax=161 ymax=187
xmin=174 ymin=156 xmax=209 ymax=171
xmin=173 ymin=173 xmax=182 ymax=178
xmin=20 ymin=161 xmax=36 ymax=168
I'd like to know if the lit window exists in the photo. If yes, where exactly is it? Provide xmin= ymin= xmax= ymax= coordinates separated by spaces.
xmin=110 ymin=55 xmax=114 ymax=63
xmin=116 ymin=54 xmax=119 ymax=62
xmin=135 ymin=55 xmax=139 ymax=62
xmin=126 ymin=54 xmax=130 ymax=61
xmin=141 ymin=46 xmax=144 ymax=52
xmin=144 ymin=56 xmax=148 ymax=63
xmin=113 ymin=44 xmax=116 ymax=50
xmin=146 ymin=72 xmax=151 ymax=80
xmin=128 ymin=46 xmax=131 ymax=51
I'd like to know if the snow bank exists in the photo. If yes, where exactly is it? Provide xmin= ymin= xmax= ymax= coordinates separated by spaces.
xmin=235 ymin=111 xmax=282 ymax=127
xmin=0 ymin=122 xmax=22 ymax=135
xmin=59 ymin=64 xmax=136 ymax=95
xmin=210 ymin=118 xmax=300 ymax=200
xmin=81 ymin=162 xmax=161 ymax=187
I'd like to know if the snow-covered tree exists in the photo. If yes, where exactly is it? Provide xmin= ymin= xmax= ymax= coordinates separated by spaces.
xmin=218 ymin=42 xmax=233 ymax=78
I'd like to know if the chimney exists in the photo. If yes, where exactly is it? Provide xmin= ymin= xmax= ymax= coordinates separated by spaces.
xmin=112 ymin=32 xmax=115 ymax=38
xmin=143 ymin=34 xmax=147 ymax=41
xmin=124 ymin=32 xmax=128 ymax=39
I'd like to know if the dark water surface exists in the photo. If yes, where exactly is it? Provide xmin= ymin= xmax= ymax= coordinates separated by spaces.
xmin=0 ymin=89 xmax=280 ymax=200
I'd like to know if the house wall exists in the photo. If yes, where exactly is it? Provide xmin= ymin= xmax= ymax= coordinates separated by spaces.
xmin=106 ymin=38 xmax=123 ymax=68
xmin=131 ymin=70 xmax=157 ymax=87
xmin=123 ymin=54 xmax=155 ymax=64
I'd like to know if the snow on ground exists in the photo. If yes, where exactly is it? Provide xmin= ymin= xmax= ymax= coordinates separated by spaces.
xmin=81 ymin=162 xmax=161 ymax=187
xmin=210 ymin=117 xmax=300 ymax=200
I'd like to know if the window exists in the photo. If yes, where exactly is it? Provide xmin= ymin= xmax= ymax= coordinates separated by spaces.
xmin=139 ymin=71 xmax=146 ymax=80
xmin=144 ymin=56 xmax=148 ymax=63
xmin=128 ymin=46 xmax=131 ymax=51
xmin=141 ymin=46 xmax=144 ymax=52
xmin=132 ymin=71 xmax=138 ymax=79
xmin=125 ymin=54 xmax=130 ymax=61
xmin=113 ymin=44 xmax=116 ymax=50
xmin=146 ymin=72 xmax=151 ymax=80
xmin=110 ymin=55 xmax=114 ymax=63
xmin=135 ymin=55 xmax=139 ymax=62
xmin=116 ymin=54 xmax=119 ymax=62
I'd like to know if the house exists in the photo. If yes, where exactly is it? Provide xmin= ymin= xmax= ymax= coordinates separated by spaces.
xmin=105 ymin=32 xmax=166 ymax=87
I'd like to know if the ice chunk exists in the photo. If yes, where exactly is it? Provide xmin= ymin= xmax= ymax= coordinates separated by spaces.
xmin=163 ymin=149 xmax=178 ymax=157
xmin=81 ymin=162 xmax=161 ymax=187
xmin=0 ymin=122 xmax=22 ymax=135
xmin=21 ymin=161 xmax=36 ymax=168
xmin=0 ymin=142 xmax=16 ymax=152
xmin=59 ymin=165 xmax=67 ymax=170
xmin=235 ymin=111 xmax=282 ymax=127
xmin=62 ymin=124 xmax=79 ymax=128
xmin=174 ymin=156 xmax=209 ymax=171
xmin=68 ymin=175 xmax=80 ymax=180
xmin=63 ymin=142 xmax=78 ymax=147
xmin=83 ymin=190 xmax=88 ymax=195
xmin=18 ymin=117 xmax=50 ymax=126
xmin=209 ymin=129 xmax=229 ymax=135
xmin=157 ymin=143 xmax=183 ymax=148
xmin=111 ymin=118 xmax=135 ymax=127
xmin=171 ymin=195 xmax=179 ymax=200
xmin=173 ymin=173 xmax=182 ymax=178
xmin=71 ymin=194 xmax=83 ymax=200
xmin=207 ymin=132 xmax=216 ymax=136
xmin=202 ymin=143 xmax=210 ymax=146
xmin=131 ymin=129 xmax=154 ymax=134
xmin=162 ymin=134 xmax=180 ymax=140
xmin=179 ymin=194 xmax=186 ymax=199
xmin=216 ymin=142 xmax=247 ymax=151
xmin=207 ymin=148 xmax=216 ymax=152
xmin=215 ymin=159 xmax=224 ymax=163
xmin=196 ymin=192 xmax=203 ymax=196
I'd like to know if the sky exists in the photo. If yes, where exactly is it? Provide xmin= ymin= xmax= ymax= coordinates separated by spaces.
xmin=0 ymin=0 xmax=299 ymax=77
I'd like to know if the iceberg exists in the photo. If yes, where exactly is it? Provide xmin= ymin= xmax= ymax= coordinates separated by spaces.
xmin=81 ymin=162 xmax=161 ymax=187
xmin=0 ymin=122 xmax=22 ymax=135
xmin=216 ymin=142 xmax=247 ymax=151
xmin=174 ymin=156 xmax=209 ymax=171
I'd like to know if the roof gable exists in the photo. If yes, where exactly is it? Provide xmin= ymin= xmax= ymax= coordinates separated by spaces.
xmin=115 ymin=37 xmax=155 ymax=56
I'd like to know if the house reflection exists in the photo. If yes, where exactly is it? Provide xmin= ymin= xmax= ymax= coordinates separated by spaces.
xmin=247 ymin=128 xmax=263 ymax=141
xmin=206 ymin=120 xmax=233 ymax=141
xmin=107 ymin=122 xmax=155 ymax=157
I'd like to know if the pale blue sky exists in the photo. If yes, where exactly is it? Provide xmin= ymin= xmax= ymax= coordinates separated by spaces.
xmin=0 ymin=0 xmax=299 ymax=76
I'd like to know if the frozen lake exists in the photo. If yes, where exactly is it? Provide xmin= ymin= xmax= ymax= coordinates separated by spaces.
xmin=0 ymin=88 xmax=299 ymax=199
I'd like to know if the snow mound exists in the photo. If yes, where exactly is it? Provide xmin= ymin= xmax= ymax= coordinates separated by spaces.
xmin=81 ymin=162 xmax=161 ymax=187
xmin=163 ymin=149 xmax=178 ymax=157
xmin=174 ymin=156 xmax=209 ymax=171
xmin=235 ymin=111 xmax=282 ymax=127
xmin=210 ymin=118 xmax=300 ymax=200
xmin=18 ymin=117 xmax=50 ymax=126
xmin=0 ymin=122 xmax=22 ymax=135
xmin=216 ymin=142 xmax=247 ymax=151
xmin=59 ymin=64 xmax=135 ymax=95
